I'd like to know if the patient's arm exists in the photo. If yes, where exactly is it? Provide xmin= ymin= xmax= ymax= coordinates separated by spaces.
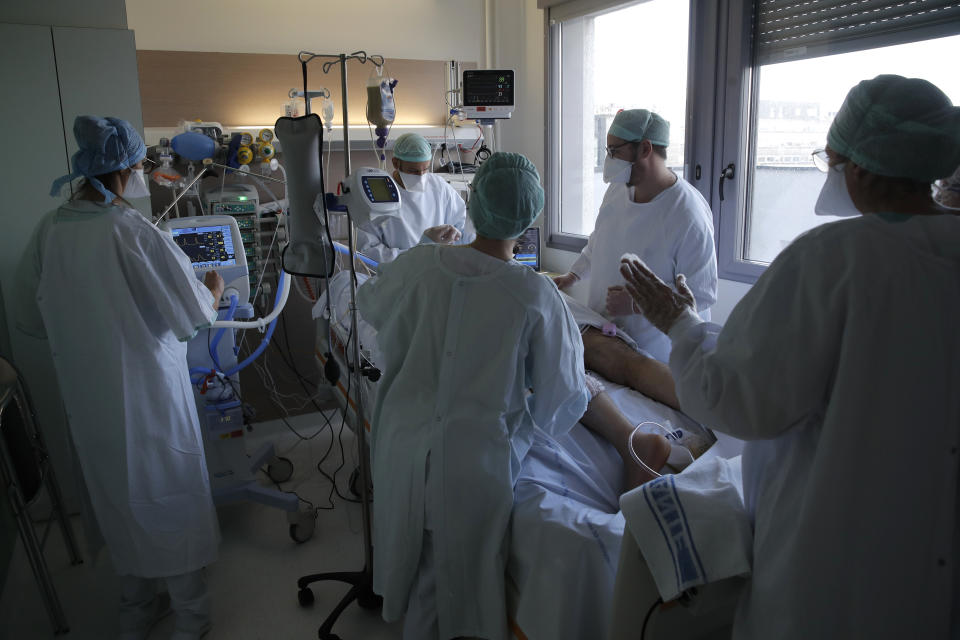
xmin=581 ymin=327 xmax=680 ymax=410
xmin=580 ymin=389 xmax=671 ymax=492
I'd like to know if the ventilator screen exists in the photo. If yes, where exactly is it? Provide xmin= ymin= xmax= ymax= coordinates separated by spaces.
xmin=171 ymin=224 xmax=237 ymax=269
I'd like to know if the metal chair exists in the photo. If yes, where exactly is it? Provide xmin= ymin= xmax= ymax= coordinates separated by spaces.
xmin=0 ymin=356 xmax=82 ymax=635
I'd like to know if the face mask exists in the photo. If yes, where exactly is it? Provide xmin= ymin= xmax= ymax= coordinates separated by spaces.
xmin=399 ymin=171 xmax=426 ymax=192
xmin=814 ymin=164 xmax=860 ymax=217
xmin=123 ymin=168 xmax=151 ymax=199
xmin=602 ymin=154 xmax=633 ymax=184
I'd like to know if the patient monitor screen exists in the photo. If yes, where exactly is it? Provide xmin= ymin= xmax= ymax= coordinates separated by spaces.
xmin=513 ymin=227 xmax=540 ymax=271
xmin=171 ymin=224 xmax=237 ymax=269
xmin=363 ymin=176 xmax=398 ymax=203
xmin=463 ymin=70 xmax=515 ymax=106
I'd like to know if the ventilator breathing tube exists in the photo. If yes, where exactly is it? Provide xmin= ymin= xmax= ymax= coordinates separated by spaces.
xmin=210 ymin=267 xmax=291 ymax=330
xmin=209 ymin=294 xmax=239 ymax=370
xmin=333 ymin=241 xmax=378 ymax=269
xmin=190 ymin=271 xmax=286 ymax=384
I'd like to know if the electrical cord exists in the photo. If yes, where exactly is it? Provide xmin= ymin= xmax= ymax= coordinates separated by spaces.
xmin=259 ymin=464 xmax=325 ymax=512
xmin=325 ymin=318 xmax=362 ymax=504
xmin=642 ymin=597 xmax=662 ymax=640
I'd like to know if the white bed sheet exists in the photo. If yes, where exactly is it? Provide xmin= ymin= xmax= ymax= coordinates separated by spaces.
xmin=313 ymin=270 xmax=736 ymax=640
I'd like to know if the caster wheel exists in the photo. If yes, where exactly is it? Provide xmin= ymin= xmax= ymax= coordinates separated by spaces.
xmin=268 ymin=456 xmax=294 ymax=483
xmin=298 ymin=587 xmax=315 ymax=607
xmin=357 ymin=590 xmax=383 ymax=610
xmin=289 ymin=518 xmax=315 ymax=543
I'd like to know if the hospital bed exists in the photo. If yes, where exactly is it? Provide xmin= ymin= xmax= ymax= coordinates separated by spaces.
xmin=313 ymin=260 xmax=738 ymax=640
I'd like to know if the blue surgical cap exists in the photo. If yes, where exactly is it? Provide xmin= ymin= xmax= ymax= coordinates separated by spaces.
xmin=468 ymin=152 xmax=544 ymax=240
xmin=827 ymin=75 xmax=960 ymax=182
xmin=392 ymin=133 xmax=432 ymax=163
xmin=50 ymin=115 xmax=147 ymax=203
xmin=608 ymin=109 xmax=670 ymax=147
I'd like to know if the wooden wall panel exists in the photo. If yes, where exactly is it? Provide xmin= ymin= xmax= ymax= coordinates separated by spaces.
xmin=137 ymin=51 xmax=464 ymax=127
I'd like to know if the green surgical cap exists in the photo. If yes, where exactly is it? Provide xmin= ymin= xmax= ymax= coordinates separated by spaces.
xmin=827 ymin=75 xmax=960 ymax=182
xmin=469 ymin=152 xmax=545 ymax=240
xmin=392 ymin=133 xmax=432 ymax=162
xmin=607 ymin=109 xmax=670 ymax=146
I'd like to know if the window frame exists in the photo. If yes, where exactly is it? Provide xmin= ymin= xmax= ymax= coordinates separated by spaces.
xmin=544 ymin=0 xmax=722 ymax=254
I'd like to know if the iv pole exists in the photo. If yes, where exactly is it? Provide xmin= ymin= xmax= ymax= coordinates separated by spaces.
xmin=293 ymin=50 xmax=385 ymax=640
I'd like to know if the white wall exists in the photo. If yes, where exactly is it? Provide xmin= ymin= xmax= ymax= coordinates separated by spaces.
xmin=126 ymin=0 xmax=484 ymax=61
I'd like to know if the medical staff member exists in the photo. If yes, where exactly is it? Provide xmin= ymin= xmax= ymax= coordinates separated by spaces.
xmin=16 ymin=116 xmax=222 ymax=640
xmin=553 ymin=109 xmax=717 ymax=362
xmin=358 ymin=153 xmax=588 ymax=640
xmin=356 ymin=132 xmax=474 ymax=264
xmin=619 ymin=75 xmax=960 ymax=639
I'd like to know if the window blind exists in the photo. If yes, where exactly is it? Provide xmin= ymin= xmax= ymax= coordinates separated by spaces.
xmin=757 ymin=0 xmax=960 ymax=63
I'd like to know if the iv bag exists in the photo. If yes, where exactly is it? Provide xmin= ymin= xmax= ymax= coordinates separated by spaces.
xmin=366 ymin=67 xmax=396 ymax=128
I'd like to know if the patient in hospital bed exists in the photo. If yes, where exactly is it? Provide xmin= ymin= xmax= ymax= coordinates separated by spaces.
xmin=562 ymin=291 xmax=681 ymax=409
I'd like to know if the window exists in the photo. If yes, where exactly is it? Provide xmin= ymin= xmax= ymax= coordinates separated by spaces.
xmin=745 ymin=34 xmax=960 ymax=264
xmin=716 ymin=0 xmax=960 ymax=281
xmin=547 ymin=0 xmax=690 ymax=247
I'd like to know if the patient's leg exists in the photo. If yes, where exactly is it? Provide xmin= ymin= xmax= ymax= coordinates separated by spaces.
xmin=581 ymin=327 xmax=680 ymax=410
xmin=579 ymin=389 xmax=671 ymax=492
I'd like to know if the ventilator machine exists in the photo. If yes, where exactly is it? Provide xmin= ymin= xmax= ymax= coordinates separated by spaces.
xmin=164 ymin=215 xmax=315 ymax=543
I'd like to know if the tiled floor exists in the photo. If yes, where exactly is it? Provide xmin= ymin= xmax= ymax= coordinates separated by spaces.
xmin=0 ymin=412 xmax=402 ymax=640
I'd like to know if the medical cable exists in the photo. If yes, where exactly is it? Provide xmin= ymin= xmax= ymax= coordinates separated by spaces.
xmin=155 ymin=168 xmax=208 ymax=225
xmin=324 ymin=140 xmax=333 ymax=199
xmin=323 ymin=318 xmax=362 ymax=506
xmin=641 ymin=597 xmax=662 ymax=640
xmin=332 ymin=242 xmax=378 ymax=269
xmin=256 ymin=422 xmax=335 ymax=514
xmin=260 ymin=458 xmax=331 ymax=513
xmin=628 ymin=420 xmax=695 ymax=479
xmin=253 ymin=221 xmax=282 ymax=309
xmin=315 ymin=122 xmax=337 ymax=351
xmin=245 ymin=343 xmax=346 ymax=509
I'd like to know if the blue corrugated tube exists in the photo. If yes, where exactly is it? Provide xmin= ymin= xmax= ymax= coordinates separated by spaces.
xmin=191 ymin=270 xmax=285 ymax=384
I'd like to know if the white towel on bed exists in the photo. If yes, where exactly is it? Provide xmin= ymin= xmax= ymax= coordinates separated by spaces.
xmin=620 ymin=455 xmax=752 ymax=603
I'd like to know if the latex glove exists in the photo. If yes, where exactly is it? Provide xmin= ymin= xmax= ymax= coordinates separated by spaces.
xmin=424 ymin=224 xmax=462 ymax=244
xmin=552 ymin=272 xmax=579 ymax=290
xmin=203 ymin=270 xmax=225 ymax=309
xmin=619 ymin=255 xmax=695 ymax=334
xmin=606 ymin=285 xmax=640 ymax=316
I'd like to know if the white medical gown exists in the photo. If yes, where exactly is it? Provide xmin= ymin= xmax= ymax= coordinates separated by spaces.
xmin=570 ymin=177 xmax=717 ymax=361
xmin=665 ymin=213 xmax=960 ymax=638
xmin=15 ymin=201 xmax=220 ymax=578
xmin=357 ymin=245 xmax=588 ymax=640
xmin=356 ymin=172 xmax=473 ymax=264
